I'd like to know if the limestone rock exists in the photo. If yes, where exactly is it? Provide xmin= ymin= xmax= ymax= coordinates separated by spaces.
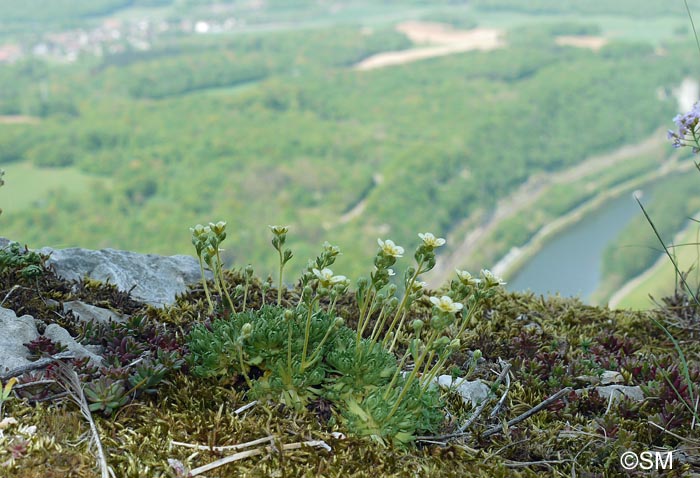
xmin=0 ymin=307 xmax=39 ymax=373
xmin=38 ymin=245 xmax=208 ymax=307
xmin=600 ymin=371 xmax=624 ymax=385
xmin=63 ymin=300 xmax=127 ymax=324
xmin=43 ymin=324 xmax=103 ymax=367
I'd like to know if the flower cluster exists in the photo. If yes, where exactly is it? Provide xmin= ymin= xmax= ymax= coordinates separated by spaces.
xmin=190 ymin=222 xmax=234 ymax=313
xmin=187 ymin=225 xmax=505 ymax=445
xmin=668 ymin=101 xmax=700 ymax=153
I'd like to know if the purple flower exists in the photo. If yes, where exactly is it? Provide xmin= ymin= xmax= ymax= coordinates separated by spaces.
xmin=668 ymin=101 xmax=700 ymax=153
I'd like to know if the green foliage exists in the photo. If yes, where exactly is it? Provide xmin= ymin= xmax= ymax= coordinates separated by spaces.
xmin=0 ymin=24 xmax=686 ymax=281
xmin=0 ymin=0 xmax=174 ymax=24
xmin=473 ymin=0 xmax=700 ymax=16
xmin=419 ymin=11 xmax=477 ymax=30
xmin=83 ymin=377 xmax=129 ymax=416
xmin=187 ymin=226 xmax=502 ymax=445
xmin=602 ymin=172 xmax=700 ymax=287
xmin=188 ymin=303 xmax=442 ymax=444
xmin=0 ymin=242 xmax=44 ymax=279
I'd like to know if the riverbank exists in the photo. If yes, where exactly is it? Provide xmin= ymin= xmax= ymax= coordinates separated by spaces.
xmin=492 ymin=157 xmax=694 ymax=301
xmin=608 ymin=212 xmax=700 ymax=308
xmin=426 ymin=129 xmax=669 ymax=288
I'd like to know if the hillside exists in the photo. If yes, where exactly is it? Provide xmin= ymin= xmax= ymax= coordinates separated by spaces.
xmin=1 ymin=0 xmax=699 ymax=295
xmin=0 ymin=237 xmax=699 ymax=476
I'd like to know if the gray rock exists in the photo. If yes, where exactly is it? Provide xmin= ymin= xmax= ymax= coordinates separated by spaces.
xmin=595 ymin=385 xmax=644 ymax=403
xmin=63 ymin=300 xmax=127 ymax=324
xmin=43 ymin=324 xmax=103 ymax=367
xmin=575 ymin=370 xmax=625 ymax=386
xmin=0 ymin=307 xmax=39 ymax=372
xmin=600 ymin=371 xmax=624 ymax=385
xmin=436 ymin=376 xmax=491 ymax=407
xmin=38 ymin=245 xmax=208 ymax=307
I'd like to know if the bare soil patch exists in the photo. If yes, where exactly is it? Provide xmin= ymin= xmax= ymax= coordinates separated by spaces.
xmin=555 ymin=35 xmax=608 ymax=51
xmin=355 ymin=22 xmax=505 ymax=71
xmin=0 ymin=115 xmax=41 ymax=125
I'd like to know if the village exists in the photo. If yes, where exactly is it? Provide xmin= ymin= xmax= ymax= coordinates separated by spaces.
xmin=0 ymin=15 xmax=244 ymax=64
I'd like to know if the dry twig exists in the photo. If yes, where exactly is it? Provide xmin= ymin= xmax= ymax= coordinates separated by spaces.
xmin=0 ymin=352 xmax=75 ymax=381
xmin=187 ymin=439 xmax=331 ymax=476
xmin=55 ymin=361 xmax=114 ymax=478
xmin=482 ymin=387 xmax=572 ymax=438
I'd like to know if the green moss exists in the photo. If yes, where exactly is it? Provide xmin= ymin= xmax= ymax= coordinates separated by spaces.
xmin=1 ymin=261 xmax=698 ymax=476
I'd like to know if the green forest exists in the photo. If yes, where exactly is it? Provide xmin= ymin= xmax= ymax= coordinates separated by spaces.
xmin=0 ymin=0 xmax=698 ymax=296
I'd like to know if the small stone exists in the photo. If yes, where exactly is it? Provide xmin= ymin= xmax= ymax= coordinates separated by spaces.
xmin=575 ymin=370 xmax=624 ymax=386
xmin=0 ymin=417 xmax=17 ymax=430
xmin=594 ymin=385 xmax=644 ymax=403
xmin=63 ymin=300 xmax=127 ymax=324
xmin=436 ymin=376 xmax=491 ymax=407
xmin=600 ymin=370 xmax=624 ymax=385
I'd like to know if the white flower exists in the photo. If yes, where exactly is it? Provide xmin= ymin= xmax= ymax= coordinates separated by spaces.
xmin=313 ymin=268 xmax=347 ymax=287
xmin=429 ymin=296 xmax=464 ymax=314
xmin=377 ymin=238 xmax=404 ymax=257
xmin=455 ymin=269 xmax=481 ymax=286
xmin=418 ymin=232 xmax=446 ymax=248
xmin=268 ymin=225 xmax=289 ymax=235
xmin=387 ymin=268 xmax=395 ymax=276
xmin=410 ymin=280 xmax=427 ymax=292
xmin=481 ymin=269 xmax=506 ymax=287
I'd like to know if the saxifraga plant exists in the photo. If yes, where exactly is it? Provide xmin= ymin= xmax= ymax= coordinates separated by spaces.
xmin=187 ymin=224 xmax=505 ymax=445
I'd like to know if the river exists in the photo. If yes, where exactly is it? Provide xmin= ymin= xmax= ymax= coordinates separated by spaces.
xmin=507 ymin=186 xmax=655 ymax=301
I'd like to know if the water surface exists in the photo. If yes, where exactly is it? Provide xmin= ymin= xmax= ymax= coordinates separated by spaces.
xmin=507 ymin=187 xmax=654 ymax=301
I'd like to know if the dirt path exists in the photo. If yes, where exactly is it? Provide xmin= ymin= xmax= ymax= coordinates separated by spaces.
xmin=355 ymin=22 xmax=504 ymax=71
xmin=425 ymin=130 xmax=668 ymax=287
xmin=555 ymin=36 xmax=608 ymax=51
xmin=0 ymin=115 xmax=40 ymax=124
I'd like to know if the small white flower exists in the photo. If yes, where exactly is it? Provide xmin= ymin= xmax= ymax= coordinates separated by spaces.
xmin=455 ymin=269 xmax=481 ymax=286
xmin=387 ymin=268 xmax=395 ymax=276
xmin=411 ymin=280 xmax=427 ymax=292
xmin=377 ymin=238 xmax=404 ymax=258
xmin=418 ymin=232 xmax=446 ymax=248
xmin=429 ymin=296 xmax=464 ymax=314
xmin=481 ymin=269 xmax=506 ymax=287
xmin=313 ymin=268 xmax=347 ymax=287
xmin=268 ymin=225 xmax=289 ymax=235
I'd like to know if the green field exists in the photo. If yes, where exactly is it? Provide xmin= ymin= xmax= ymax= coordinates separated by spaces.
xmin=0 ymin=160 xmax=111 ymax=212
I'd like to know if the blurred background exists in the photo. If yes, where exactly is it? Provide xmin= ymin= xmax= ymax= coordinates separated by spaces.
xmin=1 ymin=0 xmax=700 ymax=308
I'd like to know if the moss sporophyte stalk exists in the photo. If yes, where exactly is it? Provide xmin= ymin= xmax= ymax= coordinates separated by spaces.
xmin=187 ymin=224 xmax=505 ymax=445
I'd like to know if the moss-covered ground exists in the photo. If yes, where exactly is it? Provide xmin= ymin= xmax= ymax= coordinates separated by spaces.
xmin=1 ymin=253 xmax=699 ymax=477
